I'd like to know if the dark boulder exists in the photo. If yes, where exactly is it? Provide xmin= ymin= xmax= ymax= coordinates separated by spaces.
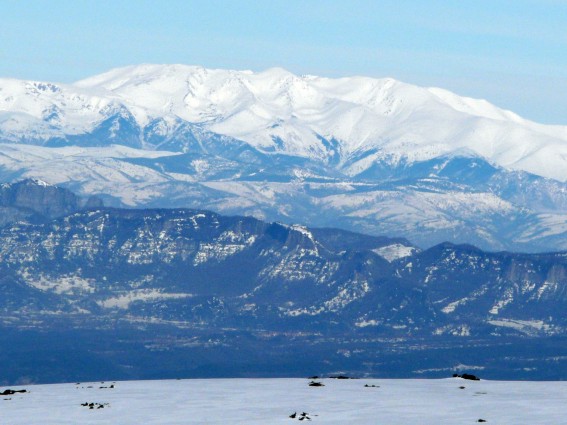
xmin=0 ymin=389 xmax=27 ymax=396
xmin=453 ymin=373 xmax=480 ymax=381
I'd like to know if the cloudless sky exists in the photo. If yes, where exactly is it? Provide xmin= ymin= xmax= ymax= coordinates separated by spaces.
xmin=1 ymin=0 xmax=566 ymax=124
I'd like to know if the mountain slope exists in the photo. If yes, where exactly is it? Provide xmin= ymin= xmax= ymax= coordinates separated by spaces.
xmin=3 ymin=146 xmax=567 ymax=252
xmin=2 ymin=197 xmax=567 ymax=336
xmin=1 ymin=64 xmax=567 ymax=180
xmin=2 ymin=65 xmax=567 ymax=251
xmin=2 ymin=188 xmax=567 ymax=381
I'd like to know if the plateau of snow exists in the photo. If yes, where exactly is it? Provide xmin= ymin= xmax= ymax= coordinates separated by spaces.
xmin=1 ymin=378 xmax=566 ymax=424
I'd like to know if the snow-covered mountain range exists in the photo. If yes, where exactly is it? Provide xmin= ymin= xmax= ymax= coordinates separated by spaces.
xmin=2 ymin=64 xmax=567 ymax=251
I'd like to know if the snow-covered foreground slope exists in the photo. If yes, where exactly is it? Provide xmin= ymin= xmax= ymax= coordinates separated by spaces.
xmin=2 ymin=378 xmax=566 ymax=424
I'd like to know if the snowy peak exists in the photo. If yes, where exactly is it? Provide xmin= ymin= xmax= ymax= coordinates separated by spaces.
xmin=2 ymin=64 xmax=567 ymax=180
xmin=0 ymin=77 xmax=119 ymax=143
xmin=426 ymin=87 xmax=525 ymax=123
xmin=73 ymin=64 xmax=520 ymax=123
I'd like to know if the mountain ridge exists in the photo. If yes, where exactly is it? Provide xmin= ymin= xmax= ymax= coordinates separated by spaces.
xmin=2 ymin=64 xmax=567 ymax=180
xmin=3 ymin=65 xmax=567 ymax=252
xmin=2 ymin=182 xmax=567 ymax=381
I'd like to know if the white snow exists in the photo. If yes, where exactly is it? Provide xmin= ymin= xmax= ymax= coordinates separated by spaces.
xmin=97 ymin=290 xmax=193 ymax=309
xmin=535 ymin=280 xmax=559 ymax=300
xmin=441 ymin=285 xmax=490 ymax=314
xmin=355 ymin=319 xmax=379 ymax=327
xmin=23 ymin=273 xmax=95 ymax=295
xmin=441 ymin=298 xmax=468 ymax=314
xmin=4 ymin=66 xmax=567 ymax=250
xmin=372 ymin=243 xmax=417 ymax=262
xmin=2 ymin=64 xmax=567 ymax=180
xmin=489 ymin=287 xmax=515 ymax=315
xmin=1 ymin=378 xmax=566 ymax=424
xmin=0 ymin=143 xmax=178 ymax=205
xmin=488 ymin=318 xmax=552 ymax=334
xmin=28 ymin=178 xmax=52 ymax=187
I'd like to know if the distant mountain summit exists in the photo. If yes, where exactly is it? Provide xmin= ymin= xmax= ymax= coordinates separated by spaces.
xmin=2 ymin=64 xmax=567 ymax=179
xmin=2 ymin=65 xmax=567 ymax=252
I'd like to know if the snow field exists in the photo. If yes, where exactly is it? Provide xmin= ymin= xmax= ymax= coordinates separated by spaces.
xmin=1 ymin=378 xmax=566 ymax=424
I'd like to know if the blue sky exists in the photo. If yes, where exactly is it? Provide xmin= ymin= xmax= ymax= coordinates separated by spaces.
xmin=1 ymin=0 xmax=566 ymax=124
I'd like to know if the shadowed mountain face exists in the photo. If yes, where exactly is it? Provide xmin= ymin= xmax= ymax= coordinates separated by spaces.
xmin=1 ymin=206 xmax=566 ymax=335
xmin=0 ymin=179 xmax=102 ymax=227
xmin=1 ymin=183 xmax=567 ymax=383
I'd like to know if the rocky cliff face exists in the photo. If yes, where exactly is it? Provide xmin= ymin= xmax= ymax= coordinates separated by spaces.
xmin=0 ymin=179 xmax=102 ymax=226
xmin=1 ymin=202 xmax=566 ymax=337
xmin=2 ymin=184 xmax=567 ymax=383
xmin=0 ymin=208 xmax=411 ymax=327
